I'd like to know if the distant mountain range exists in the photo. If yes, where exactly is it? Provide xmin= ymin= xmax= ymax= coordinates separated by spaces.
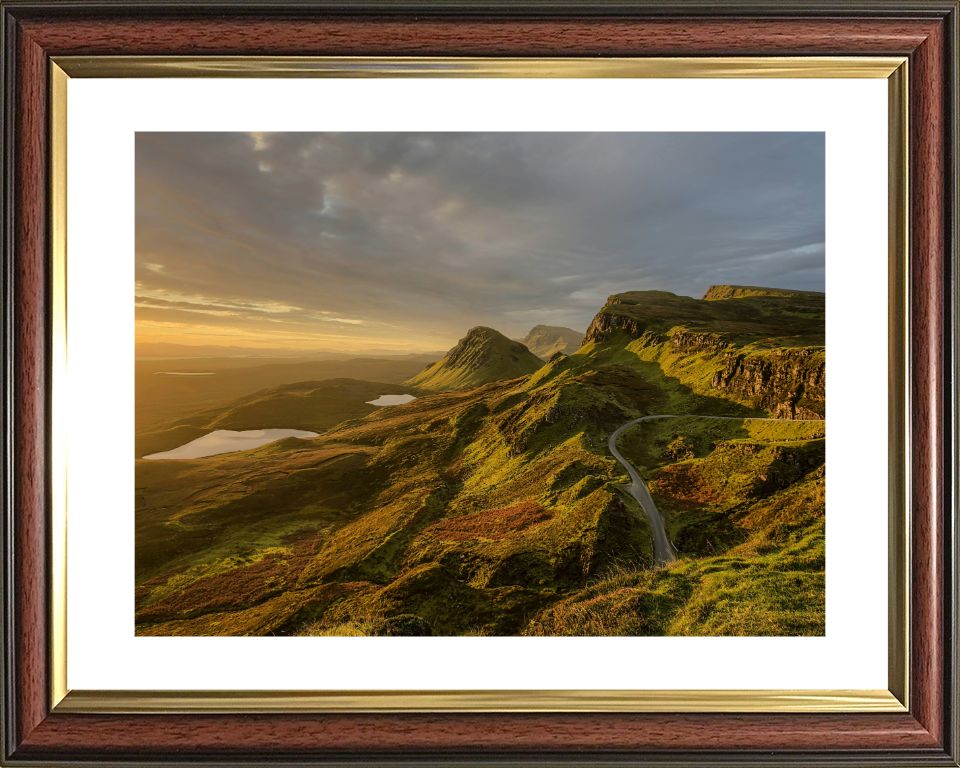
xmin=401 ymin=287 xmax=824 ymax=419
xmin=516 ymin=325 xmax=584 ymax=359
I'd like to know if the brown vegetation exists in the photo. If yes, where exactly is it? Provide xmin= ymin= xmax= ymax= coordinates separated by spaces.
xmin=649 ymin=464 xmax=721 ymax=508
xmin=137 ymin=526 xmax=327 ymax=625
xmin=421 ymin=501 xmax=551 ymax=542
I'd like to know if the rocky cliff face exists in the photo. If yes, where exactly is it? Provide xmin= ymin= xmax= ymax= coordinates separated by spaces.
xmin=581 ymin=299 xmax=733 ymax=353
xmin=579 ymin=291 xmax=825 ymax=419
xmin=711 ymin=348 xmax=825 ymax=419
xmin=581 ymin=298 xmax=647 ymax=346
xmin=669 ymin=330 xmax=730 ymax=354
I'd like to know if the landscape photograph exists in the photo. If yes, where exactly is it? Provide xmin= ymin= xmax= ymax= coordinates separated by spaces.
xmin=135 ymin=132 xmax=825 ymax=637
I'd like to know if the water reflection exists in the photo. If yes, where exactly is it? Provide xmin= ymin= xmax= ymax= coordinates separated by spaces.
xmin=366 ymin=394 xmax=416 ymax=406
xmin=143 ymin=429 xmax=318 ymax=460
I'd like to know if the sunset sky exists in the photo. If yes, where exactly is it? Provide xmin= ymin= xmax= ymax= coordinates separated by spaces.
xmin=135 ymin=132 xmax=825 ymax=353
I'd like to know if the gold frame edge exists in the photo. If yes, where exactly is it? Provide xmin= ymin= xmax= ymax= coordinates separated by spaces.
xmin=48 ymin=54 xmax=911 ymax=716
xmin=51 ymin=55 xmax=906 ymax=79
xmin=887 ymin=60 xmax=910 ymax=709
xmin=50 ymin=61 xmax=69 ymax=711
xmin=55 ymin=688 xmax=906 ymax=714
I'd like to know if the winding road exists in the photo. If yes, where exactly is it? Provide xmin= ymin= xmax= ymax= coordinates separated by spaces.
xmin=607 ymin=414 xmax=826 ymax=568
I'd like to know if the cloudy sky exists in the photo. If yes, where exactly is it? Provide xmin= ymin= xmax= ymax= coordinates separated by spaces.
xmin=136 ymin=132 xmax=825 ymax=352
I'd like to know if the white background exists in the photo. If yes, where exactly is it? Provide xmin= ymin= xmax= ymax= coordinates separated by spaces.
xmin=66 ymin=77 xmax=889 ymax=691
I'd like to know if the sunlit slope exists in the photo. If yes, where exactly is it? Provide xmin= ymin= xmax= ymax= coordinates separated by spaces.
xmin=567 ymin=288 xmax=824 ymax=419
xmin=136 ymin=378 xmax=415 ymax=457
xmin=406 ymin=327 xmax=544 ymax=392
xmin=135 ymin=366 xmax=659 ymax=636
xmin=524 ymin=415 xmax=825 ymax=636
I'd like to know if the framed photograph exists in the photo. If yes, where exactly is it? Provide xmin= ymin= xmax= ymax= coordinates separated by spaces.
xmin=2 ymin=1 xmax=957 ymax=765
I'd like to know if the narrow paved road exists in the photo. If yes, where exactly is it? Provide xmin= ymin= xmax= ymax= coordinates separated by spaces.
xmin=608 ymin=414 xmax=826 ymax=568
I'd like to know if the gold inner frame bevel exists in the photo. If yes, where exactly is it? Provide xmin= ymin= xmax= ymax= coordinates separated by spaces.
xmin=48 ymin=55 xmax=910 ymax=715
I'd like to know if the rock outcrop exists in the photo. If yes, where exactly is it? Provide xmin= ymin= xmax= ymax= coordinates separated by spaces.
xmin=581 ymin=300 xmax=647 ymax=346
xmin=579 ymin=289 xmax=825 ymax=419
xmin=711 ymin=348 xmax=825 ymax=419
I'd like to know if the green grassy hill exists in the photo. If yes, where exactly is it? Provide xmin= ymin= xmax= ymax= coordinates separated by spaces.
xmin=524 ymin=415 xmax=825 ymax=636
xmin=577 ymin=288 xmax=825 ymax=419
xmin=405 ymin=327 xmax=545 ymax=392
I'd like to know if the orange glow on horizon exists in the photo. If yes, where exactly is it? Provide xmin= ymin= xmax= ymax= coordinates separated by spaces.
xmin=134 ymin=321 xmax=451 ymax=353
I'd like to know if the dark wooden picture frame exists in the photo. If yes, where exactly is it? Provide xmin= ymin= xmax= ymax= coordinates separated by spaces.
xmin=2 ymin=2 xmax=958 ymax=765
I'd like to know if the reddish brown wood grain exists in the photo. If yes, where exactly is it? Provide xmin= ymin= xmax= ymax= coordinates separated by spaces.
xmin=16 ymin=712 xmax=943 ymax=754
xmin=6 ymin=8 xmax=954 ymax=763
xmin=14 ymin=28 xmax=50 ymax=747
xmin=18 ymin=16 xmax=940 ymax=57
xmin=909 ymin=15 xmax=946 ymax=749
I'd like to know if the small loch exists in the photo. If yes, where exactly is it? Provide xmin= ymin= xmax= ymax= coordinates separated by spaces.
xmin=366 ymin=394 xmax=417 ymax=406
xmin=143 ymin=429 xmax=318 ymax=460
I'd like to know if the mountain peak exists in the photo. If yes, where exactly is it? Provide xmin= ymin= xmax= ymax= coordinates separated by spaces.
xmin=406 ymin=327 xmax=544 ymax=392
xmin=463 ymin=326 xmax=502 ymax=341
xmin=519 ymin=325 xmax=584 ymax=360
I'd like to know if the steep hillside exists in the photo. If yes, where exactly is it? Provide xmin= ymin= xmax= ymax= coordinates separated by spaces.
xmin=136 ymin=379 xmax=415 ymax=458
xmin=519 ymin=325 xmax=584 ymax=359
xmin=406 ymin=327 xmax=544 ymax=392
xmin=577 ymin=289 xmax=825 ymax=419
xmin=525 ymin=415 xmax=825 ymax=636
xmin=135 ymin=370 xmax=658 ymax=637
xmin=135 ymin=358 xmax=826 ymax=637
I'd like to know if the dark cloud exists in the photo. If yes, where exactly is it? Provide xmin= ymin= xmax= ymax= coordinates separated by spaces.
xmin=136 ymin=132 xmax=824 ymax=350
